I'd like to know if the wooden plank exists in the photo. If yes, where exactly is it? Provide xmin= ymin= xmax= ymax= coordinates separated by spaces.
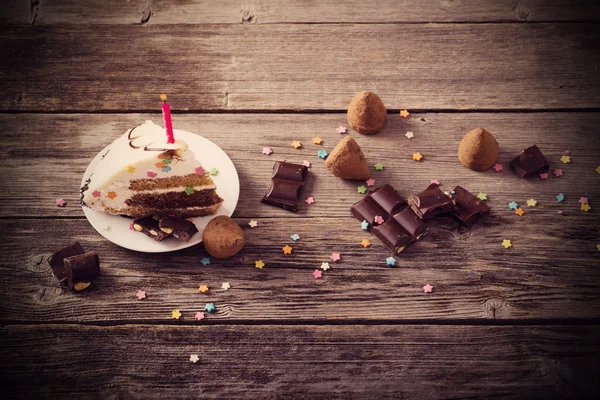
xmin=1 ymin=24 xmax=599 ymax=111
xmin=4 ymin=0 xmax=600 ymax=25
xmin=1 ymin=112 xmax=599 ymax=218
xmin=1 ymin=324 xmax=599 ymax=398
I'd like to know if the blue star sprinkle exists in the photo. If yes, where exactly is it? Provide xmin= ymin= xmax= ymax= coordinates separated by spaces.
xmin=161 ymin=166 xmax=172 ymax=173
xmin=317 ymin=149 xmax=328 ymax=159
xmin=386 ymin=257 xmax=397 ymax=267
xmin=361 ymin=220 xmax=369 ymax=230
xmin=200 ymin=257 xmax=211 ymax=266
xmin=556 ymin=193 xmax=564 ymax=202
xmin=204 ymin=303 xmax=215 ymax=313
xmin=508 ymin=201 xmax=519 ymax=210
xmin=290 ymin=233 xmax=300 ymax=241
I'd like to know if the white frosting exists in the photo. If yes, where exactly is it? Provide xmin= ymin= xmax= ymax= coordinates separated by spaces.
xmin=82 ymin=120 xmax=209 ymax=213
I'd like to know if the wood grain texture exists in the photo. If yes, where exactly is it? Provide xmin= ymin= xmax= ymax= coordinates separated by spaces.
xmin=3 ymin=0 xmax=600 ymax=25
xmin=1 ymin=24 xmax=599 ymax=111
xmin=1 ymin=324 xmax=599 ymax=399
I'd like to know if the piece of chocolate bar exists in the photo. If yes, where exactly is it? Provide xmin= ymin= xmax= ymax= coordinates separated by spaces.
xmin=408 ymin=184 xmax=455 ymax=220
xmin=372 ymin=219 xmax=414 ymax=254
xmin=159 ymin=216 xmax=198 ymax=242
xmin=392 ymin=206 xmax=429 ymax=239
xmin=64 ymin=253 xmax=100 ymax=291
xmin=48 ymin=242 xmax=85 ymax=284
xmin=450 ymin=186 xmax=490 ymax=227
xmin=509 ymin=145 xmax=550 ymax=178
xmin=261 ymin=161 xmax=308 ymax=212
xmin=133 ymin=216 xmax=172 ymax=241
xmin=369 ymin=184 xmax=407 ymax=214
xmin=350 ymin=195 xmax=389 ymax=227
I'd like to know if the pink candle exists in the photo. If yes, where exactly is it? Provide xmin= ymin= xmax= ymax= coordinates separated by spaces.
xmin=160 ymin=94 xmax=175 ymax=144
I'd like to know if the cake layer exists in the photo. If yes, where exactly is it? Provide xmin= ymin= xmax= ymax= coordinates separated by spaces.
xmin=109 ymin=203 xmax=223 ymax=219
xmin=130 ymin=174 xmax=215 ymax=191
xmin=127 ymin=189 xmax=223 ymax=209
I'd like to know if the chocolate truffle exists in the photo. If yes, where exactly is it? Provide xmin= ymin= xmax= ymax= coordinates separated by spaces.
xmin=324 ymin=136 xmax=370 ymax=180
xmin=347 ymin=91 xmax=387 ymax=135
xmin=457 ymin=128 xmax=499 ymax=171
xmin=202 ymin=216 xmax=245 ymax=259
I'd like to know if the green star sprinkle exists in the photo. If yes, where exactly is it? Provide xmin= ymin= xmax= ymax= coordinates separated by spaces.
xmin=375 ymin=163 xmax=384 ymax=171
xmin=162 ymin=158 xmax=172 ymax=165
xmin=184 ymin=186 xmax=194 ymax=195
xmin=477 ymin=192 xmax=487 ymax=201
xmin=358 ymin=185 xmax=367 ymax=194
xmin=210 ymin=168 xmax=219 ymax=176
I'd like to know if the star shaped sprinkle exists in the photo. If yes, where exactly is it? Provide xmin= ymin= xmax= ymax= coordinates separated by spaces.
xmin=477 ymin=192 xmax=487 ymax=201
xmin=184 ymin=186 xmax=194 ymax=195
xmin=405 ymin=131 xmax=414 ymax=139
xmin=400 ymin=109 xmax=410 ymax=118
xmin=55 ymin=198 xmax=66 ymax=207
xmin=596 ymin=166 xmax=600 ymax=174
xmin=565 ymin=150 xmax=570 ymax=155
xmin=515 ymin=208 xmax=525 ymax=216
xmin=221 ymin=282 xmax=231 ymax=290
xmin=374 ymin=215 xmax=384 ymax=225
xmin=423 ymin=284 xmax=433 ymax=293
xmin=357 ymin=185 xmax=367 ymax=194
xmin=305 ymin=196 xmax=315 ymax=205
xmin=129 ymin=223 xmax=134 ymax=231
xmin=317 ymin=149 xmax=328 ymax=159
xmin=190 ymin=354 xmax=199 ymax=363
xmin=312 ymin=137 xmax=322 ymax=145
xmin=375 ymin=163 xmax=384 ymax=171
xmin=557 ymin=210 xmax=563 ymax=215
xmin=255 ymin=260 xmax=265 ymax=269
xmin=502 ymin=239 xmax=512 ymax=248
xmin=161 ymin=166 xmax=172 ymax=173
xmin=290 ymin=233 xmax=300 ymax=241
xmin=581 ymin=204 xmax=591 ymax=212
xmin=148 ymin=171 xmax=158 ymax=178
xmin=194 ymin=312 xmax=205 ymax=321
xmin=508 ymin=201 xmax=519 ymax=210
xmin=282 ymin=245 xmax=293 ymax=255
xmin=171 ymin=310 xmax=182 ymax=319
xmin=125 ymin=165 xmax=135 ymax=173
xmin=262 ymin=147 xmax=273 ymax=155
xmin=560 ymin=155 xmax=571 ymax=164
xmin=330 ymin=252 xmax=341 ymax=262
xmin=136 ymin=290 xmax=146 ymax=300
xmin=597 ymin=244 xmax=600 ymax=251
xmin=92 ymin=190 xmax=101 ymax=198
xmin=539 ymin=173 xmax=549 ymax=180
xmin=320 ymin=262 xmax=330 ymax=271
xmin=248 ymin=220 xmax=258 ymax=228
xmin=413 ymin=152 xmax=423 ymax=161
xmin=493 ymin=163 xmax=503 ymax=172
xmin=430 ymin=179 xmax=440 ymax=185
xmin=526 ymin=199 xmax=537 ymax=207
xmin=312 ymin=269 xmax=322 ymax=279
xmin=107 ymin=191 xmax=117 ymax=199
xmin=194 ymin=167 xmax=205 ymax=175
xmin=386 ymin=257 xmax=396 ymax=267
xmin=209 ymin=168 xmax=219 ymax=176
xmin=200 ymin=257 xmax=211 ymax=266
xmin=198 ymin=285 xmax=209 ymax=293
xmin=302 ymin=160 xmax=311 ymax=168
xmin=361 ymin=220 xmax=370 ymax=230
xmin=204 ymin=303 xmax=215 ymax=313
xmin=291 ymin=140 xmax=302 ymax=149
xmin=162 ymin=158 xmax=172 ymax=165
xmin=556 ymin=193 xmax=564 ymax=202
xmin=361 ymin=239 xmax=371 ymax=248
xmin=579 ymin=197 xmax=589 ymax=204
xmin=366 ymin=178 xmax=375 ymax=187
xmin=336 ymin=125 xmax=347 ymax=134
xmin=553 ymin=169 xmax=563 ymax=177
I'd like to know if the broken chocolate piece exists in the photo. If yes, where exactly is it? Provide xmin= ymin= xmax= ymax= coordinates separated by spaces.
xmin=408 ymin=184 xmax=455 ymax=220
xmin=392 ymin=206 xmax=429 ymax=239
xmin=48 ymin=242 xmax=85 ymax=284
xmin=509 ymin=145 xmax=550 ymax=178
xmin=369 ymin=184 xmax=407 ymax=214
xmin=64 ymin=252 xmax=100 ymax=291
xmin=159 ymin=216 xmax=198 ymax=242
xmin=350 ymin=195 xmax=389 ymax=227
xmin=450 ymin=186 xmax=490 ymax=227
xmin=133 ymin=216 xmax=172 ymax=241
xmin=372 ymin=219 xmax=414 ymax=254
xmin=261 ymin=161 xmax=308 ymax=212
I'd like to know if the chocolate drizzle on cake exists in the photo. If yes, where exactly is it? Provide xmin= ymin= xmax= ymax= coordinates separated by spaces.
xmin=128 ymin=124 xmax=177 ymax=152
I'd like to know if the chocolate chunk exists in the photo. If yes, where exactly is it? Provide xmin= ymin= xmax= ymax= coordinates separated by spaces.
xmin=369 ymin=184 xmax=407 ymax=214
xmin=133 ymin=216 xmax=172 ymax=241
xmin=159 ymin=216 xmax=198 ymax=242
xmin=509 ymin=145 xmax=550 ymax=178
xmin=450 ymin=186 xmax=490 ymax=227
xmin=350 ymin=196 xmax=389 ymax=227
xmin=64 ymin=252 xmax=100 ymax=291
xmin=372 ymin=219 xmax=414 ymax=254
xmin=392 ymin=206 xmax=429 ymax=239
xmin=408 ymin=184 xmax=455 ymax=219
xmin=261 ymin=161 xmax=308 ymax=212
xmin=48 ymin=242 xmax=85 ymax=284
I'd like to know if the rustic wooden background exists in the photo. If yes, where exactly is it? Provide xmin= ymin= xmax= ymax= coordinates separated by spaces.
xmin=1 ymin=1 xmax=600 ymax=398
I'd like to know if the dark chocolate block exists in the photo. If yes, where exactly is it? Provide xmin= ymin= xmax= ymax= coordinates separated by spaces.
xmin=48 ymin=242 xmax=85 ymax=284
xmin=159 ymin=216 xmax=198 ymax=242
xmin=261 ymin=161 xmax=308 ymax=212
xmin=408 ymin=184 xmax=455 ymax=220
xmin=450 ymin=186 xmax=490 ymax=227
xmin=133 ymin=216 xmax=172 ymax=241
xmin=372 ymin=219 xmax=414 ymax=254
xmin=64 ymin=253 xmax=100 ymax=290
xmin=509 ymin=145 xmax=550 ymax=178
xmin=369 ymin=184 xmax=407 ymax=214
xmin=392 ymin=206 xmax=429 ymax=239
xmin=350 ymin=196 xmax=389 ymax=227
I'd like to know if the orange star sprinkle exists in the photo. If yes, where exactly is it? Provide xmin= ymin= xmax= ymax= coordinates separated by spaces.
xmin=198 ymin=285 xmax=209 ymax=293
xmin=291 ymin=140 xmax=302 ymax=149
xmin=155 ymin=162 xmax=164 ymax=168
xmin=282 ymin=245 xmax=293 ymax=255
xmin=361 ymin=239 xmax=371 ymax=248
xmin=413 ymin=152 xmax=423 ymax=161
xmin=400 ymin=109 xmax=410 ymax=118
xmin=515 ymin=208 xmax=525 ymax=216
xmin=312 ymin=137 xmax=322 ymax=145
xmin=107 ymin=191 xmax=117 ymax=199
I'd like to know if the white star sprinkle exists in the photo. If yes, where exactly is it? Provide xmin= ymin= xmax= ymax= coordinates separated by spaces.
xmin=248 ymin=220 xmax=258 ymax=228
xmin=221 ymin=282 xmax=231 ymax=290
xmin=320 ymin=262 xmax=331 ymax=271
xmin=405 ymin=131 xmax=414 ymax=139
xmin=190 ymin=354 xmax=199 ymax=363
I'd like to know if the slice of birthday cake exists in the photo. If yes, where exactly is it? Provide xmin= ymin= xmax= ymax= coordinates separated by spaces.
xmin=81 ymin=120 xmax=223 ymax=218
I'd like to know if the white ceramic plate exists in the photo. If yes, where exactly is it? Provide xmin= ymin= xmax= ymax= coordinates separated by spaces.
xmin=81 ymin=129 xmax=239 ymax=253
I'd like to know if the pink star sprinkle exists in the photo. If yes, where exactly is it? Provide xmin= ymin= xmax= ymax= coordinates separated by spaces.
xmin=129 ymin=223 xmax=134 ymax=231
xmin=374 ymin=215 xmax=384 ymax=225
xmin=366 ymin=178 xmax=375 ymax=187
xmin=262 ymin=147 xmax=273 ymax=155
xmin=330 ymin=252 xmax=341 ymax=262
xmin=336 ymin=125 xmax=347 ymax=134
xmin=194 ymin=167 xmax=205 ymax=175
xmin=579 ymin=197 xmax=589 ymax=204
xmin=430 ymin=179 xmax=440 ymax=185
xmin=565 ymin=150 xmax=570 ymax=155
xmin=55 ymin=198 xmax=66 ymax=207
xmin=302 ymin=160 xmax=311 ymax=168
xmin=136 ymin=290 xmax=146 ymax=300
xmin=423 ymin=284 xmax=433 ymax=293
xmin=92 ymin=190 xmax=101 ymax=198
xmin=493 ymin=163 xmax=503 ymax=172
xmin=195 ymin=312 xmax=205 ymax=321
xmin=305 ymin=197 xmax=315 ymax=205
xmin=539 ymin=173 xmax=549 ymax=180
xmin=553 ymin=169 xmax=563 ymax=177
xmin=312 ymin=269 xmax=322 ymax=279
xmin=557 ymin=210 xmax=563 ymax=215
xmin=147 ymin=171 xmax=158 ymax=178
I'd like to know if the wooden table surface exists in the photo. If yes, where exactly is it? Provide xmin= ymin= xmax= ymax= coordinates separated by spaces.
xmin=1 ymin=1 xmax=600 ymax=398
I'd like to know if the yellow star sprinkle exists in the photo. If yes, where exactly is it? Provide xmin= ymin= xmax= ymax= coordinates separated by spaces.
xmin=125 ymin=165 xmax=135 ymax=173
xmin=413 ymin=152 xmax=423 ymax=161
xmin=361 ymin=239 xmax=371 ymax=248
xmin=581 ymin=203 xmax=591 ymax=212
xmin=171 ymin=310 xmax=181 ymax=319
xmin=526 ymin=199 xmax=537 ymax=207
xmin=502 ymin=239 xmax=512 ymax=249
xmin=597 ymin=244 xmax=600 ymax=251
xmin=255 ymin=260 xmax=265 ymax=269
xmin=515 ymin=208 xmax=525 ymax=216
xmin=560 ymin=155 xmax=571 ymax=164
xmin=312 ymin=137 xmax=322 ymax=145
xmin=596 ymin=166 xmax=600 ymax=174
xmin=291 ymin=140 xmax=302 ymax=149
xmin=400 ymin=109 xmax=410 ymax=118
xmin=160 ymin=93 xmax=168 ymax=101
xmin=282 ymin=245 xmax=293 ymax=255
xmin=198 ymin=285 xmax=209 ymax=293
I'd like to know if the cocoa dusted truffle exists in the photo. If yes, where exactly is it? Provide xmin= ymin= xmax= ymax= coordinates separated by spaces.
xmin=202 ymin=216 xmax=245 ymax=259
xmin=324 ymin=136 xmax=370 ymax=180
xmin=347 ymin=90 xmax=387 ymax=135
xmin=457 ymin=128 xmax=499 ymax=171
